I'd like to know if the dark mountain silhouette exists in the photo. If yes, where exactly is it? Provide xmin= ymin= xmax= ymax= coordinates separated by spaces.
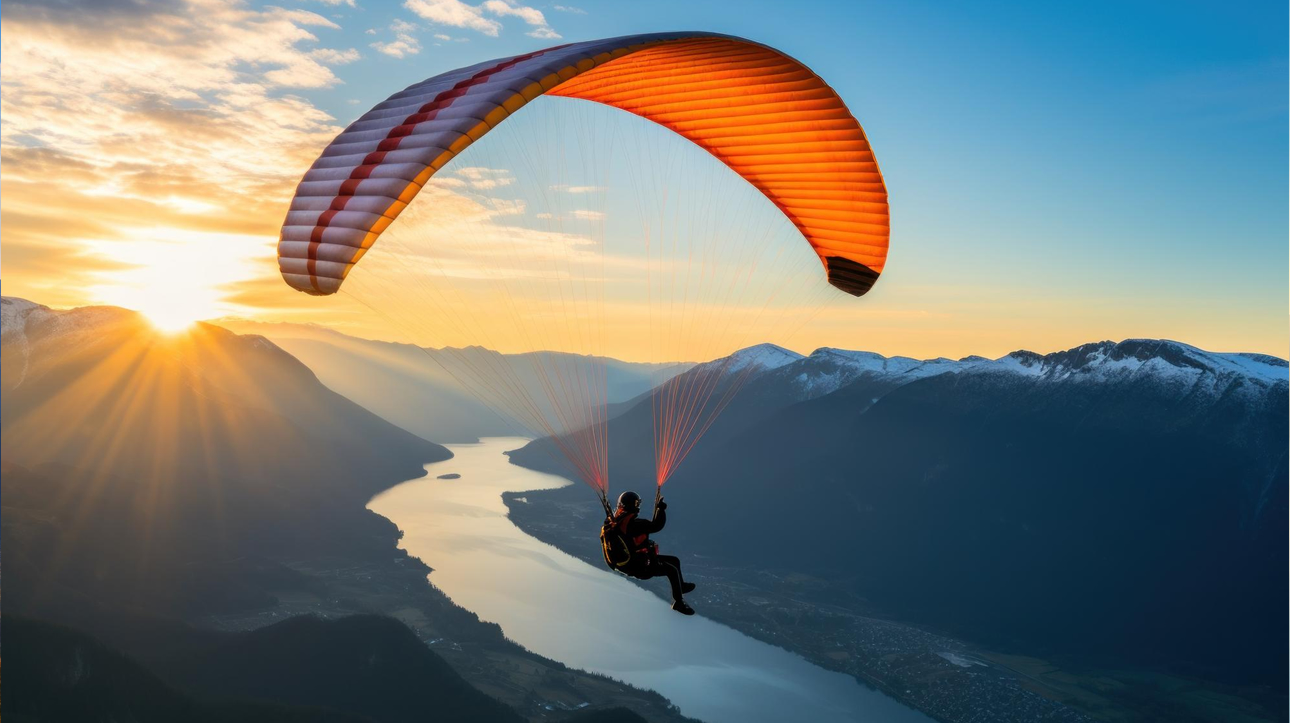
xmin=2 ymin=614 xmax=534 ymax=722
xmin=217 ymin=318 xmax=692 ymax=443
xmin=1 ymin=296 xmax=696 ymax=723
xmin=1 ymin=296 xmax=449 ymax=618
xmin=164 ymin=615 xmax=523 ymax=722
xmin=511 ymin=339 xmax=1289 ymax=688
xmin=1 ymin=615 xmax=369 ymax=723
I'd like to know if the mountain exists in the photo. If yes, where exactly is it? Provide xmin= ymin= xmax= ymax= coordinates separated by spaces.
xmin=1 ymin=296 xmax=698 ymax=723
xmin=1 ymin=295 xmax=449 ymax=618
xmin=164 ymin=615 xmax=524 ymax=722
xmin=510 ymin=339 xmax=1289 ymax=687
xmin=216 ymin=318 xmax=692 ymax=443
xmin=3 ymin=613 xmax=531 ymax=722
xmin=1 ymin=615 xmax=368 ymax=723
xmin=5 ymin=612 xmax=649 ymax=723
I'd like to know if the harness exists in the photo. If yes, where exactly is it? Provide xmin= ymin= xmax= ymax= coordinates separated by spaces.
xmin=599 ymin=509 xmax=656 ymax=573
xmin=616 ymin=512 xmax=657 ymax=556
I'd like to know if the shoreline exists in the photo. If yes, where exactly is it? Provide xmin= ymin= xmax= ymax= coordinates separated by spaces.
xmin=500 ymin=475 xmax=1283 ymax=723
xmin=370 ymin=438 xmax=932 ymax=723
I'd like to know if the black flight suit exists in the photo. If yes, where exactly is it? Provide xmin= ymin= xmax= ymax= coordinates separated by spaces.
xmin=617 ymin=506 xmax=687 ymax=602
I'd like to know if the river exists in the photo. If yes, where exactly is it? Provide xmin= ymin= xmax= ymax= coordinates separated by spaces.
xmin=368 ymin=438 xmax=932 ymax=723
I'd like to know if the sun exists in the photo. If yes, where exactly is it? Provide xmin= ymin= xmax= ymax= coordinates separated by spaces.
xmin=81 ymin=229 xmax=269 ymax=334
xmin=89 ymin=256 xmax=222 ymax=333
xmin=93 ymin=280 xmax=219 ymax=334
xmin=140 ymin=303 xmax=204 ymax=333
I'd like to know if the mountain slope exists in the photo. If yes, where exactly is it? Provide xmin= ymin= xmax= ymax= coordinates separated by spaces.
xmin=1 ymin=615 xmax=369 ymax=723
xmin=1 ymin=297 xmax=699 ymax=723
xmin=166 ymin=615 xmax=524 ymax=722
xmin=511 ymin=339 xmax=1288 ymax=687
xmin=1 ymin=296 xmax=450 ymax=618
xmin=216 ymin=318 xmax=692 ymax=442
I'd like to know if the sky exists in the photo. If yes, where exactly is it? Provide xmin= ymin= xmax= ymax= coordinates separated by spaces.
xmin=1 ymin=0 xmax=1286 ymax=360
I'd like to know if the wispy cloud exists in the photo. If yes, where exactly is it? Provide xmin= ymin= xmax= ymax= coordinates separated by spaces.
xmin=552 ymin=4 xmax=585 ymax=14
xmin=551 ymin=184 xmax=604 ymax=194
xmin=367 ymin=180 xmax=600 ymax=281
xmin=403 ymin=0 xmax=558 ymax=39
xmin=0 ymin=0 xmax=351 ymax=314
xmin=371 ymin=19 xmax=421 ymax=58
xmin=403 ymin=0 xmax=500 ymax=35
xmin=310 ymin=47 xmax=361 ymax=64
xmin=480 ymin=0 xmax=558 ymax=38
xmin=455 ymin=166 xmax=516 ymax=190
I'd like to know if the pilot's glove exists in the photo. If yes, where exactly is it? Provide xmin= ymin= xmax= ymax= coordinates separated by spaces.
xmin=657 ymin=498 xmax=668 ymax=511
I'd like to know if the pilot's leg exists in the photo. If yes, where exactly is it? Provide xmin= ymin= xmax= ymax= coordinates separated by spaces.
xmin=654 ymin=555 xmax=684 ymax=601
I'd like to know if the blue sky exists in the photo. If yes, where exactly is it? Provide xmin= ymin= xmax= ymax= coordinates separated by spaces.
xmin=3 ymin=0 xmax=1285 ymax=356
xmin=321 ymin=1 xmax=1290 ymax=355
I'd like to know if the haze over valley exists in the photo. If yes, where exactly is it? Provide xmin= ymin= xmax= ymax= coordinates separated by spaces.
xmin=1 ymin=296 xmax=690 ymax=723
xmin=3 ymin=295 xmax=1285 ymax=723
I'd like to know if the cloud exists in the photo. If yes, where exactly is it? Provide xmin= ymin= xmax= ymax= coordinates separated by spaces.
xmin=552 ymin=4 xmax=585 ymax=14
xmin=310 ymin=47 xmax=361 ymax=64
xmin=0 ymin=0 xmax=352 ymax=316
xmin=371 ymin=19 xmax=421 ymax=58
xmin=305 ymin=0 xmax=357 ymax=7
xmin=480 ymin=0 xmax=540 ymax=25
xmin=404 ymin=0 xmax=499 ymax=35
xmin=403 ymin=0 xmax=557 ymax=39
xmin=525 ymin=26 xmax=559 ymax=39
xmin=454 ymin=166 xmax=515 ymax=189
xmin=1 ymin=0 xmax=187 ymax=23
xmin=368 ymin=180 xmax=602 ymax=282
xmin=489 ymin=197 xmax=527 ymax=215
xmin=551 ymin=184 xmax=603 ymax=194
xmin=480 ymin=0 xmax=559 ymax=38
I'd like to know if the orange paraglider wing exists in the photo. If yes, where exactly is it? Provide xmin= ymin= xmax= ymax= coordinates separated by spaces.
xmin=278 ymin=32 xmax=888 ymax=298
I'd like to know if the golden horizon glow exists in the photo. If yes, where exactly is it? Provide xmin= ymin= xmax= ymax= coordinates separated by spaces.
xmin=1 ymin=2 xmax=1285 ymax=362
xmin=77 ymin=228 xmax=270 ymax=335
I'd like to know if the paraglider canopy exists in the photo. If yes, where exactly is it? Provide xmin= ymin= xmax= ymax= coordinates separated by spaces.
xmin=279 ymin=32 xmax=888 ymax=298
xmin=277 ymin=31 xmax=891 ymax=511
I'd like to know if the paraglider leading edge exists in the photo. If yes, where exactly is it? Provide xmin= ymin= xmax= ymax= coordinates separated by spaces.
xmin=277 ymin=31 xmax=890 ymax=298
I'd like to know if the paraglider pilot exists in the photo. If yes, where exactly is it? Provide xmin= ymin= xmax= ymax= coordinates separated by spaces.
xmin=606 ymin=491 xmax=696 ymax=615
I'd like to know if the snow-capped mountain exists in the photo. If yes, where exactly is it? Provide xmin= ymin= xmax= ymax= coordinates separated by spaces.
xmin=768 ymin=348 xmax=969 ymax=400
xmin=990 ymin=339 xmax=1288 ymax=388
xmin=732 ymin=338 xmax=1288 ymax=407
xmin=511 ymin=336 xmax=1287 ymax=694
xmin=690 ymin=342 xmax=804 ymax=376
xmin=518 ymin=336 xmax=1288 ymax=483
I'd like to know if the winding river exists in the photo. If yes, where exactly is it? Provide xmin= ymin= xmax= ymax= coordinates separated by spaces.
xmin=368 ymin=438 xmax=931 ymax=723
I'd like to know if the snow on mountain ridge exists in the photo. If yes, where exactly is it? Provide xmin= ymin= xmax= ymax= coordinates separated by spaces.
xmin=997 ymin=339 xmax=1288 ymax=386
xmin=724 ymin=338 xmax=1288 ymax=404
xmin=707 ymin=342 xmax=804 ymax=373
xmin=7 ymin=297 xmax=1285 ymax=395
xmin=783 ymin=347 xmax=976 ymax=398
xmin=1 ymin=296 xmax=48 ymax=341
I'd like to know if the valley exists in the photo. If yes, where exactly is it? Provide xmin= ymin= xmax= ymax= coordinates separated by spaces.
xmin=5 ymin=296 xmax=1283 ymax=723
xmin=506 ymin=486 xmax=1284 ymax=723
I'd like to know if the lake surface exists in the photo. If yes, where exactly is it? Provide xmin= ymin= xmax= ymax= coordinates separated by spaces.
xmin=369 ymin=438 xmax=932 ymax=723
